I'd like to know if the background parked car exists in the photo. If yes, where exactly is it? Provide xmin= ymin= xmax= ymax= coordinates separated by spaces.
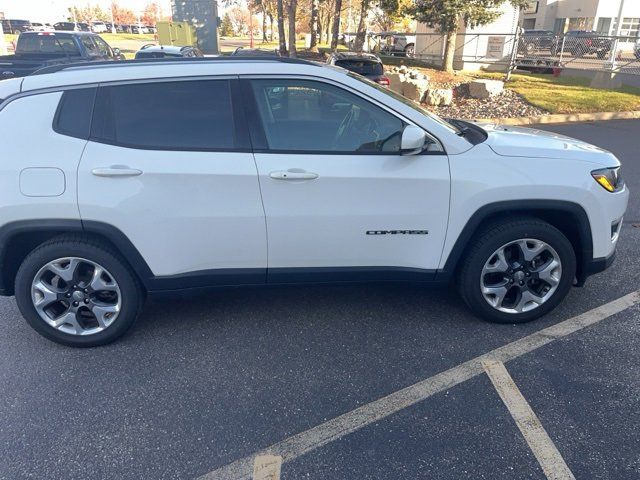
xmin=76 ymin=23 xmax=91 ymax=32
xmin=29 ymin=22 xmax=55 ymax=33
xmin=519 ymin=30 xmax=556 ymax=55
xmin=91 ymin=22 xmax=108 ymax=33
xmin=327 ymin=52 xmax=390 ymax=87
xmin=135 ymin=44 xmax=203 ymax=59
xmin=231 ymin=47 xmax=280 ymax=56
xmin=371 ymin=32 xmax=416 ymax=57
xmin=1 ymin=19 xmax=32 ymax=34
xmin=130 ymin=25 xmax=148 ymax=34
xmin=0 ymin=31 xmax=123 ymax=78
xmin=53 ymin=22 xmax=77 ymax=31
xmin=552 ymin=30 xmax=613 ymax=58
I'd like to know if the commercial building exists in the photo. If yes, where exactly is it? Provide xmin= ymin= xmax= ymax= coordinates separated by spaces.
xmin=522 ymin=0 xmax=640 ymax=37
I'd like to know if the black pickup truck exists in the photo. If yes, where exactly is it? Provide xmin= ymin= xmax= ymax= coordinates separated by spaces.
xmin=551 ymin=31 xmax=614 ymax=58
xmin=0 ymin=31 xmax=124 ymax=79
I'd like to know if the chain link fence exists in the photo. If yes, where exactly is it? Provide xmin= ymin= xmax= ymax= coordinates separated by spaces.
xmin=514 ymin=32 xmax=640 ymax=76
xmin=354 ymin=31 xmax=640 ymax=77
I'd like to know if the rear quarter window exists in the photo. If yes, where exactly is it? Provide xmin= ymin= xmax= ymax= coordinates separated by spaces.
xmin=53 ymin=88 xmax=97 ymax=140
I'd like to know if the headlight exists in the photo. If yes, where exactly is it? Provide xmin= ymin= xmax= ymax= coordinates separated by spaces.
xmin=591 ymin=167 xmax=624 ymax=192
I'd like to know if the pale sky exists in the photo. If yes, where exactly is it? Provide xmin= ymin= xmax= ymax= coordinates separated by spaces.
xmin=0 ymin=0 xmax=173 ymax=23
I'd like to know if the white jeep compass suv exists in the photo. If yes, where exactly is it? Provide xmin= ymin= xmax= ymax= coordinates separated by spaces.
xmin=0 ymin=58 xmax=629 ymax=347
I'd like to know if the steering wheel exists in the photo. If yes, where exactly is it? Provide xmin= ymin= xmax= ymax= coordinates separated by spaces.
xmin=333 ymin=107 xmax=381 ymax=151
xmin=333 ymin=107 xmax=356 ymax=149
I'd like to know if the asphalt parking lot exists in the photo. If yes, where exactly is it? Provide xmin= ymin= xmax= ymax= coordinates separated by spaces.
xmin=1 ymin=119 xmax=639 ymax=480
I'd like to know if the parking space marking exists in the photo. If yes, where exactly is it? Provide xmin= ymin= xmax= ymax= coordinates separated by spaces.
xmin=197 ymin=290 xmax=640 ymax=480
xmin=482 ymin=360 xmax=575 ymax=480
xmin=252 ymin=455 xmax=282 ymax=480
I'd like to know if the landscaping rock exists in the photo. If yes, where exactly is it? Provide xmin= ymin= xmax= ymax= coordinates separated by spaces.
xmin=387 ymin=73 xmax=404 ymax=94
xmin=468 ymin=79 xmax=504 ymax=99
xmin=410 ymin=70 xmax=428 ymax=81
xmin=430 ymin=88 xmax=548 ymax=119
xmin=424 ymin=88 xmax=453 ymax=106
xmin=402 ymin=78 xmax=430 ymax=102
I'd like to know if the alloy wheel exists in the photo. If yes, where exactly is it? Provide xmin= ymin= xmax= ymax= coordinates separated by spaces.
xmin=31 ymin=257 xmax=122 ymax=336
xmin=480 ymin=239 xmax=562 ymax=314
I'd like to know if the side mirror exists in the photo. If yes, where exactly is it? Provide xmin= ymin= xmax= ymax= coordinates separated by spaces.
xmin=113 ymin=47 xmax=121 ymax=55
xmin=400 ymin=125 xmax=427 ymax=155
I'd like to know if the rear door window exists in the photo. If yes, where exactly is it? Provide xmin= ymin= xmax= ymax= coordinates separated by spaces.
xmin=80 ymin=36 xmax=100 ymax=57
xmin=92 ymin=80 xmax=238 ymax=151
xmin=93 ymin=36 xmax=113 ymax=57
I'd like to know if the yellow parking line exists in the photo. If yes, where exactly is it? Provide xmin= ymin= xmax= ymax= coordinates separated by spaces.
xmin=482 ymin=360 xmax=575 ymax=480
xmin=198 ymin=290 xmax=640 ymax=480
xmin=252 ymin=455 xmax=282 ymax=480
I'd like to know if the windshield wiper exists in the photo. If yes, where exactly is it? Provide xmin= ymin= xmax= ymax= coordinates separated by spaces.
xmin=456 ymin=125 xmax=471 ymax=137
xmin=445 ymin=118 xmax=468 ymax=136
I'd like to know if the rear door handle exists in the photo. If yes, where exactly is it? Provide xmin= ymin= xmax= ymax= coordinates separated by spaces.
xmin=91 ymin=166 xmax=143 ymax=178
xmin=269 ymin=170 xmax=319 ymax=180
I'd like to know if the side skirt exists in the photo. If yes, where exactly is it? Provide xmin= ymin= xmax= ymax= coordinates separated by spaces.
xmin=147 ymin=266 xmax=441 ymax=295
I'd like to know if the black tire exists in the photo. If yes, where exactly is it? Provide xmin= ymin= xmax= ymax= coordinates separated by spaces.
xmin=404 ymin=44 xmax=415 ymax=58
xmin=15 ymin=235 xmax=144 ymax=347
xmin=457 ymin=218 xmax=576 ymax=324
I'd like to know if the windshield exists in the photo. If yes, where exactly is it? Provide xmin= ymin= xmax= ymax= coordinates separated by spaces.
xmin=335 ymin=59 xmax=384 ymax=76
xmin=346 ymin=71 xmax=462 ymax=135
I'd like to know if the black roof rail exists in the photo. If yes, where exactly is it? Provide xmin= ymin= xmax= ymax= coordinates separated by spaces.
xmin=31 ymin=56 xmax=319 ymax=76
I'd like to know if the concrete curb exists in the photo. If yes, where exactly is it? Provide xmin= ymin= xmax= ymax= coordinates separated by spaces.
xmin=475 ymin=110 xmax=640 ymax=126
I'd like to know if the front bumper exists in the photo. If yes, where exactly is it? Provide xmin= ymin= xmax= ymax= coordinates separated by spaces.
xmin=576 ymin=250 xmax=616 ymax=287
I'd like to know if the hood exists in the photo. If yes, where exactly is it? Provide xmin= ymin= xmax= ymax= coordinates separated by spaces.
xmin=480 ymin=123 xmax=619 ymax=166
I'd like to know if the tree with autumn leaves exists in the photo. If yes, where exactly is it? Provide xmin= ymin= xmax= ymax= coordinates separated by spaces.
xmin=68 ymin=2 xmax=163 ymax=27
xmin=228 ymin=0 xmax=530 ymax=73
xmin=242 ymin=0 xmax=415 ymax=56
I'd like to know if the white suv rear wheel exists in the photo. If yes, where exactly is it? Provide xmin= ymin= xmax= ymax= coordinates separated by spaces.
xmin=15 ymin=236 xmax=144 ymax=347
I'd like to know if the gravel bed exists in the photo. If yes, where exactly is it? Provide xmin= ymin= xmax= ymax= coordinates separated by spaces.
xmin=427 ymin=84 xmax=549 ymax=119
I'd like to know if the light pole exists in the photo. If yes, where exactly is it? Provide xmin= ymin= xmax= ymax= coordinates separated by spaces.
xmin=0 ymin=21 xmax=6 ymax=56
xmin=71 ymin=6 xmax=78 ymax=31
xmin=608 ymin=0 xmax=626 ymax=70
xmin=249 ymin=10 xmax=254 ymax=48
xmin=110 ymin=2 xmax=117 ymax=34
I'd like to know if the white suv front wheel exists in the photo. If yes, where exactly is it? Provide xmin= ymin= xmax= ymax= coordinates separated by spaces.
xmin=15 ymin=236 xmax=144 ymax=347
xmin=458 ymin=218 xmax=577 ymax=323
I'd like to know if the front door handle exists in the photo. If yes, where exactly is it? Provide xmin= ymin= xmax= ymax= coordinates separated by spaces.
xmin=91 ymin=166 xmax=143 ymax=178
xmin=269 ymin=170 xmax=319 ymax=181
